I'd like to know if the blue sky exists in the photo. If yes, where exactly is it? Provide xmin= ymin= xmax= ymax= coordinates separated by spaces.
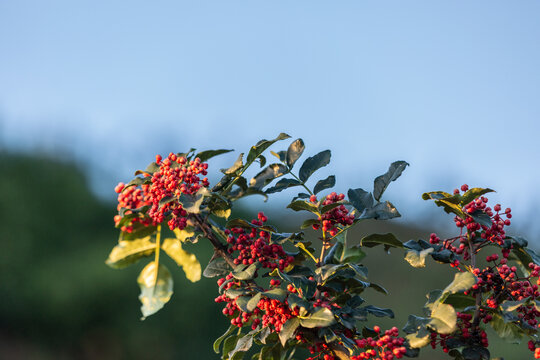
xmin=1 ymin=1 xmax=539 ymax=237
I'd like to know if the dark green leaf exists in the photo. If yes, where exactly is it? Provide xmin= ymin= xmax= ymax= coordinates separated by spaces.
xmin=469 ymin=210 xmax=492 ymax=228
xmin=462 ymin=346 xmax=490 ymax=360
xmin=373 ymin=161 xmax=409 ymax=201
xmin=286 ymin=139 xmax=305 ymax=168
xmin=279 ymin=318 xmax=300 ymax=346
xmin=235 ymin=296 xmax=250 ymax=313
xmin=246 ymin=133 xmax=291 ymax=164
xmin=222 ymin=335 xmax=240 ymax=359
xmin=262 ymin=288 xmax=288 ymax=302
xmin=301 ymin=218 xmax=320 ymax=229
xmin=286 ymin=200 xmax=318 ymax=213
xmin=299 ymin=150 xmax=331 ymax=182
xmin=229 ymin=334 xmax=253 ymax=359
xmin=347 ymin=188 xmax=374 ymax=214
xmin=222 ymin=153 xmax=244 ymax=175
xmin=444 ymin=293 xmax=477 ymax=308
xmin=203 ymin=254 xmax=230 ymax=278
xmin=214 ymin=325 xmax=236 ymax=354
xmin=361 ymin=201 xmax=401 ymax=220
xmin=320 ymin=202 xmax=343 ymax=214
xmin=403 ymin=314 xmax=431 ymax=334
xmin=490 ymin=313 xmax=523 ymax=343
xmin=249 ymin=164 xmax=289 ymax=189
xmin=360 ymin=233 xmax=403 ymax=251
xmin=135 ymin=161 xmax=160 ymax=175
xmin=247 ymin=293 xmax=262 ymax=312
xmin=178 ymin=187 xmax=209 ymax=213
xmin=363 ymin=305 xmax=394 ymax=318
xmin=422 ymin=191 xmax=452 ymax=201
xmin=265 ymin=178 xmax=302 ymax=194
xmin=196 ymin=149 xmax=234 ymax=162
xmin=314 ymin=175 xmax=335 ymax=195
xmin=232 ymin=263 xmax=259 ymax=281
xmin=292 ymin=192 xmax=310 ymax=201
xmin=299 ymin=307 xmax=336 ymax=328
xmin=257 ymin=155 xmax=266 ymax=168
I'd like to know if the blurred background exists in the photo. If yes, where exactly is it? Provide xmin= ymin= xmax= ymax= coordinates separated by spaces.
xmin=1 ymin=1 xmax=539 ymax=359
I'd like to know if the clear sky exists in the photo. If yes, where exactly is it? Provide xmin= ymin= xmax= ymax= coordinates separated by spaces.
xmin=1 ymin=1 xmax=539 ymax=237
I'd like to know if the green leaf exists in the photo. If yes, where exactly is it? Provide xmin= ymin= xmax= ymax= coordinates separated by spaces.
xmin=490 ymin=313 xmax=523 ymax=343
xmin=203 ymin=254 xmax=231 ymax=278
xmin=106 ymin=236 xmax=155 ymax=269
xmin=347 ymin=188 xmax=374 ymax=214
xmin=265 ymin=178 xmax=302 ymax=194
xmin=301 ymin=218 xmax=320 ymax=229
xmin=299 ymin=307 xmax=336 ymax=328
xmin=228 ymin=334 xmax=253 ymax=359
xmin=443 ymin=293 xmax=477 ymax=308
xmin=222 ymin=153 xmax=244 ymax=175
xmin=361 ymin=201 xmax=401 ymax=220
xmin=135 ymin=161 xmax=160 ymax=175
xmin=470 ymin=210 xmax=492 ymax=228
xmin=195 ymin=149 xmax=234 ymax=162
xmin=279 ymin=317 xmax=300 ymax=346
xmin=500 ymin=299 xmax=528 ymax=312
xmin=292 ymin=192 xmax=310 ymax=201
xmin=460 ymin=188 xmax=495 ymax=205
xmin=340 ymin=245 xmax=366 ymax=264
xmin=137 ymin=261 xmax=173 ymax=319
xmin=429 ymin=302 xmax=457 ymax=334
xmin=363 ymin=305 xmax=394 ymax=318
xmin=161 ymin=238 xmax=201 ymax=282
xmin=249 ymin=164 xmax=289 ymax=189
xmin=178 ymin=187 xmax=209 ymax=213
xmin=422 ymin=191 xmax=453 ymax=201
xmin=320 ymin=202 xmax=343 ymax=214
xmin=403 ymin=314 xmax=431 ymax=334
xmin=246 ymin=133 xmax=291 ymax=164
xmin=232 ymin=263 xmax=259 ymax=281
xmin=286 ymin=200 xmax=319 ymax=213
xmin=462 ymin=346 xmax=490 ymax=360
xmin=314 ymin=175 xmax=336 ymax=195
xmin=262 ymin=288 xmax=288 ymax=302
xmin=298 ymin=150 xmax=331 ymax=182
xmin=214 ymin=325 xmax=236 ymax=354
xmin=222 ymin=335 xmax=240 ymax=359
xmin=360 ymin=233 xmax=403 ymax=251
xmin=286 ymin=139 xmax=305 ymax=168
xmin=404 ymin=247 xmax=434 ymax=268
xmin=373 ymin=161 xmax=409 ymax=201
xmin=247 ymin=293 xmax=262 ymax=312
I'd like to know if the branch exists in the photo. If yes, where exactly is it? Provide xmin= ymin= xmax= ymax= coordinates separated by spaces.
xmin=192 ymin=214 xmax=237 ymax=269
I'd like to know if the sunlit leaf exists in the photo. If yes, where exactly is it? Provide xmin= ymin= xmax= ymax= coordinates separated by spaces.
xmin=137 ymin=261 xmax=173 ymax=319
xmin=105 ymin=236 xmax=155 ymax=269
xmin=286 ymin=138 xmax=305 ymax=168
xmin=162 ymin=238 xmax=201 ymax=282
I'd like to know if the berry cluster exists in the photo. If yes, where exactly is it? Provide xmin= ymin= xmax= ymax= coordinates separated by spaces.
xmin=430 ymin=312 xmax=489 ymax=353
xmin=351 ymin=327 xmax=407 ymax=360
xmin=114 ymin=153 xmax=210 ymax=232
xmin=225 ymin=212 xmax=294 ymax=270
xmin=147 ymin=154 xmax=209 ymax=230
xmin=310 ymin=192 xmax=355 ymax=237
xmin=428 ymin=185 xmax=512 ymax=265
xmin=214 ymin=275 xmax=300 ymax=332
xmin=113 ymin=183 xmax=152 ymax=232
